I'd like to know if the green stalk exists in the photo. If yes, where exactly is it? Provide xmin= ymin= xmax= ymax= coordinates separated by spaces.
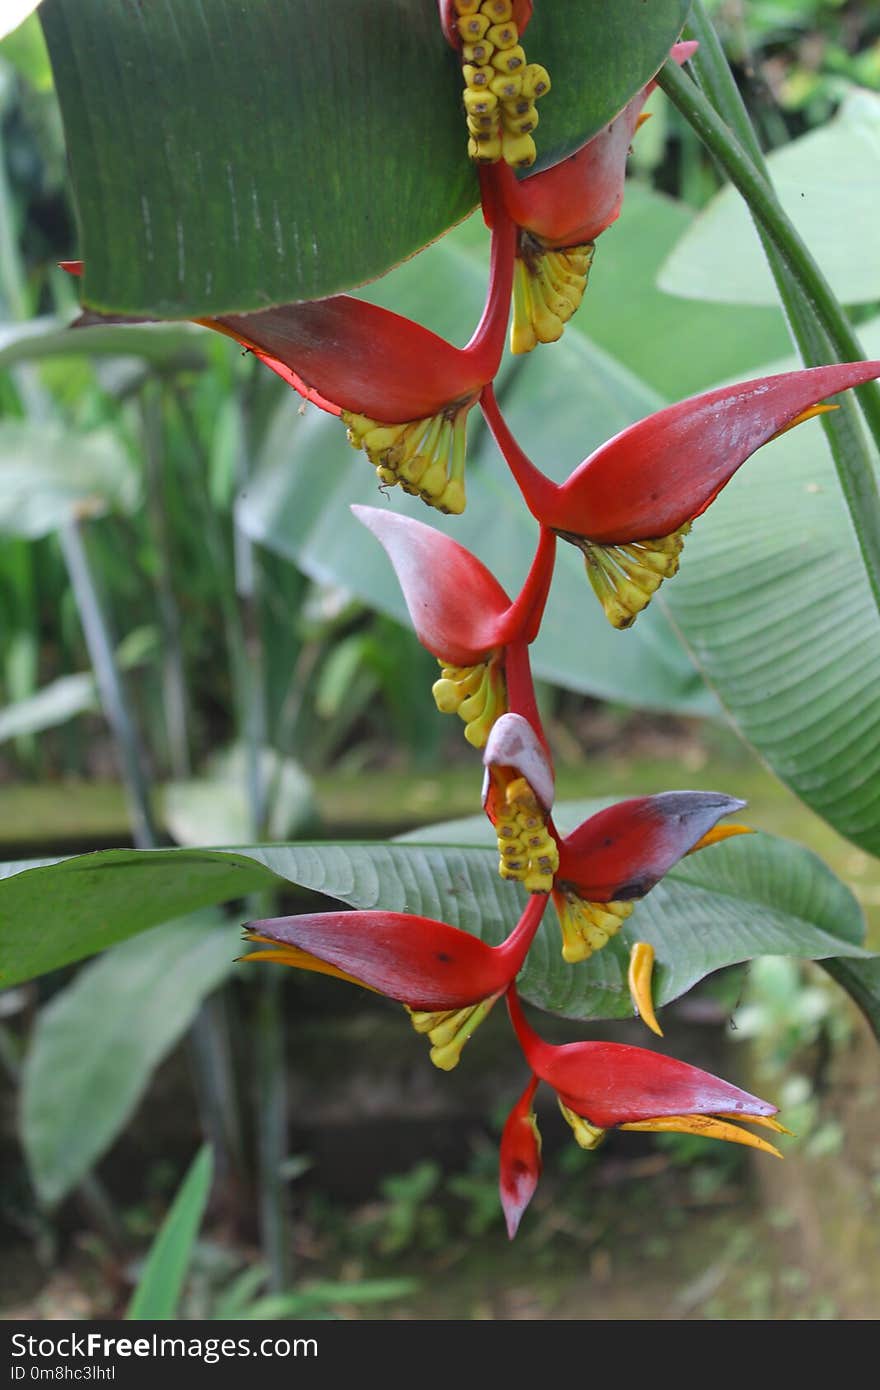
xmin=58 ymin=522 xmax=159 ymax=850
xmin=657 ymin=50 xmax=880 ymax=618
xmin=235 ymin=368 xmax=291 ymax=1292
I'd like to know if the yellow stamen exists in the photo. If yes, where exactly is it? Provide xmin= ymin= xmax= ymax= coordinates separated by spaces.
xmin=455 ymin=0 xmax=550 ymax=166
xmin=620 ymin=1114 xmax=783 ymax=1158
xmin=406 ymin=992 xmax=501 ymax=1071
xmin=342 ymin=402 xmax=471 ymax=515
xmin=553 ymin=889 xmax=633 ymax=964
xmin=239 ymin=935 xmax=374 ymax=991
xmin=490 ymin=772 xmax=559 ymax=892
xmin=557 ymin=522 xmax=691 ymax=629
xmin=627 ymin=941 xmax=663 ymax=1037
xmin=558 ymin=1099 xmax=607 ymax=1150
xmin=432 ymin=651 xmax=507 ymax=748
xmin=510 ymin=239 xmax=594 ymax=354
xmin=688 ymin=824 xmax=753 ymax=854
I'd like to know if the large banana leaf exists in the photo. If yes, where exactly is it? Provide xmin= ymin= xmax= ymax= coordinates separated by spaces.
xmin=41 ymin=0 xmax=690 ymax=315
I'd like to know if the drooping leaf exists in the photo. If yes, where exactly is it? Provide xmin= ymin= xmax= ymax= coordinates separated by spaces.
xmin=0 ymin=420 xmax=139 ymax=538
xmin=41 ymin=0 xmax=690 ymax=315
xmin=658 ymin=89 xmax=880 ymax=307
xmin=0 ymin=316 xmax=210 ymax=372
xmin=0 ymin=835 xmax=869 ymax=1027
xmin=126 ymin=1144 xmax=213 ymax=1320
xmin=21 ymin=913 xmax=238 ymax=1205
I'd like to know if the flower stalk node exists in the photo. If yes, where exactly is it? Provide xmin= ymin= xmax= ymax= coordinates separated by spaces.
xmin=511 ymin=237 xmax=594 ymax=353
xmin=552 ymin=889 xmax=634 ymax=963
xmin=453 ymin=0 xmax=549 ymax=167
xmin=559 ymin=523 xmax=691 ymax=629
xmin=343 ymin=402 xmax=471 ymax=515
xmin=407 ymin=991 xmax=502 ymax=1070
xmin=432 ymin=652 xmax=507 ymax=747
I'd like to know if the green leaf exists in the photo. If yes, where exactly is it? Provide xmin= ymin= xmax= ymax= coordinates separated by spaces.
xmin=127 ymin=1144 xmax=213 ymax=1320
xmin=658 ymin=89 xmax=880 ymax=307
xmin=0 ymin=317 xmax=210 ymax=371
xmin=0 ymin=420 xmax=139 ymax=538
xmin=41 ymin=0 xmax=689 ymax=315
xmin=21 ymin=913 xmax=238 ymax=1206
xmin=663 ymin=318 xmax=880 ymax=857
xmin=0 ymin=672 xmax=96 ymax=744
xmin=1 ymin=3 xmax=44 ymax=44
xmin=0 ymin=836 xmax=869 ymax=1024
xmin=163 ymin=745 xmax=315 ymax=847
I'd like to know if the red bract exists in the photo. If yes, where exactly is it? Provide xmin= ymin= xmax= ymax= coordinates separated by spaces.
xmin=243 ymin=893 xmax=548 ymax=1071
xmin=486 ymin=42 xmax=697 ymax=352
xmin=353 ymin=503 xmax=555 ymax=747
xmin=482 ymin=712 xmax=558 ymax=891
xmin=499 ymin=1074 xmax=542 ymax=1239
xmin=506 ymin=988 xmax=785 ymax=1156
xmin=482 ymin=363 xmax=880 ymax=626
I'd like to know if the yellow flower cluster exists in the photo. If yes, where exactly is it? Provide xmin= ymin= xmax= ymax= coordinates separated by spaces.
xmin=452 ymin=0 xmax=551 ymax=167
xmin=511 ymin=240 xmax=594 ymax=353
xmin=493 ymin=774 xmax=559 ymax=893
xmin=342 ymin=404 xmax=470 ymax=515
xmin=432 ymin=653 xmax=507 ymax=748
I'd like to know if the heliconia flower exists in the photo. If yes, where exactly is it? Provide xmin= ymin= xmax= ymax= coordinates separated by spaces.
xmin=506 ymin=986 xmax=787 ymax=1159
xmin=353 ymin=503 xmax=555 ymax=748
xmin=438 ymin=1 xmax=549 ymax=170
xmin=482 ymin=712 xmax=558 ymax=892
xmin=242 ymin=892 xmax=549 ymax=1072
xmin=499 ymin=1073 xmax=542 ymax=1238
xmin=551 ymin=790 xmax=749 ymax=971
xmin=60 ymin=198 xmax=515 ymax=516
xmin=488 ymin=42 xmax=697 ymax=352
xmin=481 ymin=363 xmax=880 ymax=627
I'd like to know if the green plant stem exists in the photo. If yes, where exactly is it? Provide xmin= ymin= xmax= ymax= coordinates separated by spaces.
xmin=59 ymin=522 xmax=159 ymax=850
xmin=236 ymin=368 xmax=291 ymax=1292
xmin=657 ymin=53 xmax=880 ymax=619
xmin=140 ymin=388 xmax=191 ymax=780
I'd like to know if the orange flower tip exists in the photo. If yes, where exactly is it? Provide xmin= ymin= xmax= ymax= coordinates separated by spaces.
xmin=627 ymin=941 xmax=664 ymax=1038
xmin=483 ymin=714 xmax=558 ymax=890
xmin=689 ymin=823 xmax=753 ymax=854
xmin=343 ymin=403 xmax=470 ymax=515
xmin=557 ymin=522 xmax=691 ymax=628
xmin=237 ymin=934 xmax=370 ymax=990
xmin=553 ymin=889 xmax=633 ymax=963
xmin=407 ymin=991 xmax=502 ymax=1070
xmin=717 ymin=1112 xmax=794 ymax=1137
xmin=511 ymin=240 xmax=594 ymax=355
xmin=433 ymin=651 xmax=508 ymax=748
xmin=619 ymin=1115 xmax=783 ymax=1159
xmin=769 ymin=401 xmax=839 ymax=441
xmin=635 ymin=111 xmax=653 ymax=132
xmin=558 ymin=1099 xmax=607 ymax=1151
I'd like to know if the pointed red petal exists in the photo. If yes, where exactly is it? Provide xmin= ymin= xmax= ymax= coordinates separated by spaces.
xmin=551 ymin=362 xmax=880 ymax=541
xmin=59 ymin=260 xmax=84 ymax=276
xmin=555 ymin=791 xmax=745 ymax=900
xmin=209 ymin=297 xmax=484 ymax=423
xmin=549 ymin=1042 xmax=777 ymax=1129
xmin=499 ymin=1074 xmax=542 ymax=1239
xmin=352 ymin=504 xmax=511 ymax=664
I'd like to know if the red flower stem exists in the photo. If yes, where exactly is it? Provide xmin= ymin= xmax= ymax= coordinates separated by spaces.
xmin=498 ymin=891 xmax=550 ymax=975
xmin=462 ymin=170 xmax=517 ymax=379
xmin=506 ymin=984 xmax=553 ymax=1070
xmin=497 ymin=525 xmax=557 ymax=646
xmin=503 ymin=641 xmax=549 ymax=754
xmin=480 ymin=383 xmax=560 ymax=517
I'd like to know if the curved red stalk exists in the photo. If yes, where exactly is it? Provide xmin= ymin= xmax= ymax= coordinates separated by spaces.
xmin=480 ymin=383 xmax=560 ymax=518
xmin=505 ymin=987 xmax=777 ymax=1128
xmin=246 ymin=893 xmax=548 ymax=1012
xmin=495 ymin=524 xmax=557 ymax=646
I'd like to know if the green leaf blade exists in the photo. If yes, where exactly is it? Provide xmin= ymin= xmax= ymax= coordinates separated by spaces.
xmin=127 ymin=1144 xmax=213 ymax=1320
